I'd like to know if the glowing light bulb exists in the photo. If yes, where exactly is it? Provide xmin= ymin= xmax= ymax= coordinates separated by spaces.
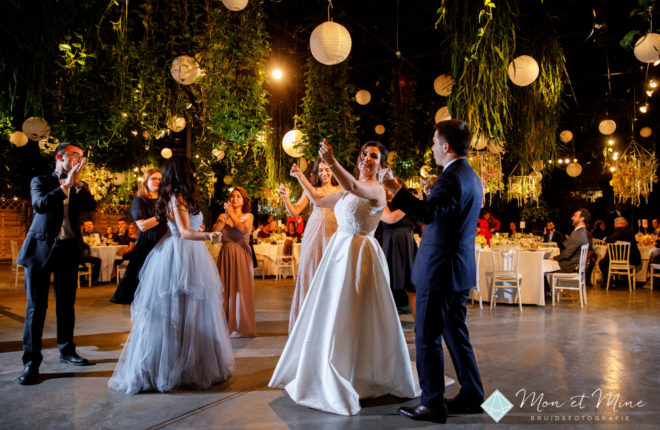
xmin=650 ymin=81 xmax=657 ymax=88
xmin=640 ymin=105 xmax=648 ymax=113
xmin=608 ymin=139 xmax=614 ymax=145
xmin=558 ymin=159 xmax=563 ymax=164
xmin=272 ymin=69 xmax=283 ymax=80
xmin=564 ymin=158 xmax=570 ymax=164
xmin=609 ymin=167 xmax=616 ymax=172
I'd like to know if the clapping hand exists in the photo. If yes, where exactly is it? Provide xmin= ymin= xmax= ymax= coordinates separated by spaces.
xmin=209 ymin=231 xmax=222 ymax=244
xmin=318 ymin=138 xmax=334 ymax=165
xmin=378 ymin=168 xmax=401 ymax=193
xmin=62 ymin=157 xmax=87 ymax=190
xmin=290 ymin=163 xmax=302 ymax=178
xmin=279 ymin=184 xmax=288 ymax=199
xmin=223 ymin=202 xmax=235 ymax=219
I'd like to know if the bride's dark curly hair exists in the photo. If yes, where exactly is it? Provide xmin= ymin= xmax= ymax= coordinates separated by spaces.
xmin=157 ymin=156 xmax=201 ymax=220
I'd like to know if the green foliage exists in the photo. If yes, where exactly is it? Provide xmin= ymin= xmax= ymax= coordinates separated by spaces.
xmin=298 ymin=57 xmax=359 ymax=167
xmin=520 ymin=198 xmax=558 ymax=233
xmin=387 ymin=64 xmax=420 ymax=179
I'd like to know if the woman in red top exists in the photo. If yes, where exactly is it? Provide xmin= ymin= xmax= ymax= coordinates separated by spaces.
xmin=477 ymin=210 xmax=500 ymax=244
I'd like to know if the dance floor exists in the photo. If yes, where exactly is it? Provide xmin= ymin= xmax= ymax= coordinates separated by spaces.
xmin=0 ymin=261 xmax=658 ymax=429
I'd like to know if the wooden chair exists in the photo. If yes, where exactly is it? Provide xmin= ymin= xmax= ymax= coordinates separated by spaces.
xmin=592 ymin=238 xmax=606 ymax=247
xmin=10 ymin=240 xmax=24 ymax=288
xmin=253 ymin=253 xmax=267 ymax=280
xmin=77 ymin=263 xmax=93 ymax=288
xmin=490 ymin=246 xmax=523 ymax=311
xmin=605 ymin=242 xmax=635 ymax=292
xmin=551 ymin=245 xmax=589 ymax=307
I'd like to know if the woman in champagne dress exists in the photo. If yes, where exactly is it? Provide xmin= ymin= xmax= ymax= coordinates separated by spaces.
xmin=269 ymin=140 xmax=420 ymax=416
xmin=279 ymin=159 xmax=341 ymax=332
xmin=214 ymin=187 xmax=256 ymax=338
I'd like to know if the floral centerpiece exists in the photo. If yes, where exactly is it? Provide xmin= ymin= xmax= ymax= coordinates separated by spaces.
xmin=475 ymin=234 xmax=487 ymax=248
xmin=635 ymin=233 xmax=656 ymax=247
xmin=270 ymin=232 xmax=285 ymax=244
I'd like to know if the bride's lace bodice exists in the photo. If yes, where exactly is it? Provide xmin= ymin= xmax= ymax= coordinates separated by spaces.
xmin=333 ymin=192 xmax=384 ymax=236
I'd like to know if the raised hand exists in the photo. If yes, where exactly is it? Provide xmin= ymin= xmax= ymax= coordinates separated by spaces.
xmin=379 ymin=168 xmax=400 ymax=193
xmin=318 ymin=138 xmax=334 ymax=165
xmin=223 ymin=202 xmax=235 ymax=218
xmin=279 ymin=184 xmax=288 ymax=198
xmin=290 ymin=163 xmax=302 ymax=177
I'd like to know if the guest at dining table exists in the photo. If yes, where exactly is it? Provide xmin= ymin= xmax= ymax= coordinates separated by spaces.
xmin=104 ymin=226 xmax=116 ymax=243
xmin=651 ymin=218 xmax=660 ymax=236
xmin=257 ymin=221 xmax=273 ymax=240
xmin=552 ymin=209 xmax=592 ymax=273
xmin=115 ymin=219 xmax=131 ymax=245
xmin=598 ymin=217 xmax=641 ymax=287
xmin=286 ymin=215 xmax=305 ymax=235
xmin=82 ymin=220 xmax=102 ymax=245
xmin=477 ymin=210 xmax=500 ymax=244
xmin=507 ymin=221 xmax=518 ymax=237
xmin=285 ymin=221 xmax=302 ymax=242
xmin=543 ymin=221 xmax=563 ymax=247
xmin=591 ymin=220 xmax=607 ymax=240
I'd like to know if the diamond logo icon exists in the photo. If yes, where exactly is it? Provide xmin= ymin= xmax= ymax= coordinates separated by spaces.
xmin=481 ymin=389 xmax=513 ymax=423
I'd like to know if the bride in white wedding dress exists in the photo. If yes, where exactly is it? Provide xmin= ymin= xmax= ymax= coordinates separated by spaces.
xmin=268 ymin=139 xmax=420 ymax=416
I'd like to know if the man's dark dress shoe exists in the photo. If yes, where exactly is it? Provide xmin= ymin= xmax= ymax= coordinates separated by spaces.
xmin=18 ymin=364 xmax=39 ymax=385
xmin=398 ymin=405 xmax=447 ymax=423
xmin=445 ymin=394 xmax=484 ymax=414
xmin=60 ymin=353 xmax=89 ymax=366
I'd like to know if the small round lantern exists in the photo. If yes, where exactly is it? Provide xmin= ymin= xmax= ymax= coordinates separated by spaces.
xmin=598 ymin=119 xmax=616 ymax=135
xmin=161 ymin=148 xmax=173 ymax=159
xmin=559 ymin=130 xmax=573 ymax=143
xmin=168 ymin=115 xmax=186 ymax=133
xmin=355 ymin=90 xmax=371 ymax=105
xmin=22 ymin=117 xmax=51 ymax=141
xmin=639 ymin=127 xmax=652 ymax=138
xmin=634 ymin=33 xmax=660 ymax=63
xmin=374 ymin=124 xmax=385 ymax=135
xmin=566 ymin=162 xmax=582 ymax=177
xmin=10 ymin=131 xmax=29 ymax=147
xmin=434 ymin=107 xmax=451 ymax=124
xmin=433 ymin=75 xmax=454 ymax=96
xmin=221 ymin=0 xmax=248 ymax=11
xmin=507 ymin=55 xmax=539 ymax=86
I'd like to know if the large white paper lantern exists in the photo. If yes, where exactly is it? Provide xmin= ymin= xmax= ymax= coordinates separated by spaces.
xmin=598 ymin=119 xmax=616 ymax=135
xmin=309 ymin=21 xmax=352 ymax=66
xmin=640 ymin=127 xmax=653 ymax=138
xmin=434 ymin=107 xmax=451 ymax=124
xmin=566 ymin=162 xmax=582 ymax=177
xmin=507 ymin=55 xmax=539 ymax=86
xmin=470 ymin=134 xmax=488 ymax=150
xmin=375 ymin=124 xmax=385 ymax=135
xmin=559 ymin=130 xmax=573 ymax=143
xmin=9 ymin=131 xmax=29 ymax=147
xmin=634 ymin=33 xmax=660 ymax=63
xmin=161 ymin=148 xmax=173 ymax=159
xmin=433 ymin=74 xmax=454 ymax=96
xmin=168 ymin=115 xmax=186 ymax=132
xmin=22 ymin=117 xmax=50 ymax=141
xmin=221 ymin=0 xmax=248 ymax=11
xmin=355 ymin=89 xmax=371 ymax=105
xmin=112 ymin=173 xmax=125 ymax=186
xmin=282 ymin=129 xmax=305 ymax=158
xmin=170 ymin=56 xmax=201 ymax=85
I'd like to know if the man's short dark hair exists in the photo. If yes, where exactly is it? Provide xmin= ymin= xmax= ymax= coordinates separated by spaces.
xmin=578 ymin=208 xmax=591 ymax=224
xmin=55 ymin=142 xmax=83 ymax=156
xmin=434 ymin=120 xmax=472 ymax=156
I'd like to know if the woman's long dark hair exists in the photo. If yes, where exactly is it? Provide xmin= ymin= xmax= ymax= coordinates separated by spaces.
xmin=310 ymin=158 xmax=339 ymax=187
xmin=352 ymin=141 xmax=388 ymax=178
xmin=157 ymin=156 xmax=201 ymax=220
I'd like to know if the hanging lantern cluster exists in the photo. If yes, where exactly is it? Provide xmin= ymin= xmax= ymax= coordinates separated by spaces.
xmin=609 ymin=140 xmax=658 ymax=206
xmin=507 ymin=174 xmax=541 ymax=206
xmin=468 ymin=151 xmax=504 ymax=204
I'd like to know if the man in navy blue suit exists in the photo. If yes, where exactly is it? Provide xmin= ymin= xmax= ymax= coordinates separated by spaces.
xmin=381 ymin=119 xmax=484 ymax=423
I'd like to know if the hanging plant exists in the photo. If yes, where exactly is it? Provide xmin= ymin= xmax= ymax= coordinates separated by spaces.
xmin=387 ymin=62 xmax=420 ymax=179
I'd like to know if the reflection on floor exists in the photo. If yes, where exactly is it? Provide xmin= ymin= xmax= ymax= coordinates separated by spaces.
xmin=0 ymin=262 xmax=658 ymax=429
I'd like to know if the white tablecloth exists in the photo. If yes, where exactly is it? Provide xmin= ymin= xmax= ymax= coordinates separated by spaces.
xmin=253 ymin=242 xmax=301 ymax=276
xmin=89 ymin=245 xmax=126 ymax=282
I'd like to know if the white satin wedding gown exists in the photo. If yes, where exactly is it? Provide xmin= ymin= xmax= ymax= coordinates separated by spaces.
xmin=269 ymin=192 xmax=420 ymax=415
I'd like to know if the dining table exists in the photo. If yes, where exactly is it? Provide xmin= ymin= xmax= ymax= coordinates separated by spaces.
xmin=89 ymin=245 xmax=127 ymax=282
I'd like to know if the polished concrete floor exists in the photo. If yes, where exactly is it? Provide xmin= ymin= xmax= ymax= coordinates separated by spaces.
xmin=1 ymin=262 xmax=659 ymax=429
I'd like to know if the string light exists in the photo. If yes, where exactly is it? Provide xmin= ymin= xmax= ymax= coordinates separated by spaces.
xmin=640 ymin=105 xmax=648 ymax=113
xmin=272 ymin=69 xmax=283 ymax=80
xmin=607 ymin=139 xmax=614 ymax=145
xmin=649 ymin=81 xmax=657 ymax=88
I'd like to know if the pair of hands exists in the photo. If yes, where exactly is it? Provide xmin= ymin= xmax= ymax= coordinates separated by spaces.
xmin=62 ymin=158 xmax=88 ymax=191
xmin=208 ymin=231 xmax=222 ymax=243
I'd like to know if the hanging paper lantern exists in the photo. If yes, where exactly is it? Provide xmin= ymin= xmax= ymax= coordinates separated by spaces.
xmin=355 ymin=89 xmax=371 ymax=105
xmin=170 ymin=56 xmax=201 ymax=85
xmin=212 ymin=148 xmax=225 ymax=161
xmin=161 ymin=148 xmax=173 ymax=159
xmin=420 ymin=165 xmax=432 ymax=178
xmin=298 ymin=158 xmax=308 ymax=172
xmin=168 ymin=115 xmax=186 ymax=132
xmin=282 ymin=129 xmax=305 ymax=157
xmin=559 ymin=130 xmax=573 ymax=143
xmin=309 ymin=21 xmax=352 ymax=65
xmin=112 ymin=173 xmax=125 ymax=186
xmin=9 ymin=131 xmax=29 ymax=147
xmin=566 ymin=162 xmax=582 ymax=177
xmin=640 ymin=127 xmax=653 ymax=138
xmin=507 ymin=55 xmax=539 ymax=86
xmin=598 ymin=119 xmax=616 ymax=135
xmin=633 ymin=33 xmax=660 ymax=63
xmin=433 ymin=75 xmax=454 ymax=96
xmin=221 ymin=0 xmax=248 ymax=11
xmin=374 ymin=124 xmax=385 ymax=135
xmin=223 ymin=175 xmax=233 ymax=185
xmin=22 ymin=117 xmax=51 ymax=141
xmin=434 ymin=106 xmax=451 ymax=124
xmin=470 ymin=134 xmax=488 ymax=150
xmin=530 ymin=170 xmax=543 ymax=182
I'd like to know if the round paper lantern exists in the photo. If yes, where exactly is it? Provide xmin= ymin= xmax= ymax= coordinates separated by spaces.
xmin=309 ymin=21 xmax=352 ymax=66
xmin=298 ymin=158 xmax=308 ymax=172
xmin=566 ymin=162 xmax=582 ymax=177
xmin=598 ymin=119 xmax=616 ymax=135
xmin=221 ymin=0 xmax=248 ymax=11
xmin=507 ymin=55 xmax=539 ymax=86
xmin=559 ymin=130 xmax=573 ymax=143
xmin=530 ymin=170 xmax=543 ymax=182
xmin=212 ymin=148 xmax=225 ymax=161
xmin=434 ymin=106 xmax=451 ymax=124
xmin=488 ymin=140 xmax=503 ymax=154
xmin=355 ymin=89 xmax=371 ymax=105
xmin=640 ymin=127 xmax=653 ymax=138
xmin=470 ymin=134 xmax=488 ymax=150
xmin=22 ymin=117 xmax=50 ymax=141
xmin=161 ymin=148 xmax=173 ymax=159
xmin=170 ymin=56 xmax=201 ymax=85
xmin=420 ymin=165 xmax=432 ymax=178
xmin=374 ymin=124 xmax=385 ymax=135
xmin=223 ymin=175 xmax=233 ymax=185
xmin=9 ymin=131 xmax=29 ymax=147
xmin=387 ymin=150 xmax=398 ymax=165
xmin=532 ymin=160 xmax=544 ymax=172
xmin=168 ymin=115 xmax=186 ymax=132
xmin=282 ymin=129 xmax=305 ymax=158
xmin=112 ymin=173 xmax=125 ymax=186
xmin=633 ymin=33 xmax=660 ymax=63
xmin=433 ymin=75 xmax=454 ymax=96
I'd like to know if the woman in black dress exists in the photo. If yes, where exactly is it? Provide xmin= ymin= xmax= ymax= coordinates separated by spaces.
xmin=110 ymin=169 xmax=167 ymax=304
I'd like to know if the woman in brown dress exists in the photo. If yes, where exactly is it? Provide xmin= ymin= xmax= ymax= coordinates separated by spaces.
xmin=213 ymin=187 xmax=256 ymax=338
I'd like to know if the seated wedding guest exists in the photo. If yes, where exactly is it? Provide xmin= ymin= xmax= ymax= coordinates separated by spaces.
xmin=592 ymin=220 xmax=607 ymax=240
xmin=598 ymin=217 xmax=641 ymax=286
xmin=257 ymin=222 xmax=272 ymax=239
xmin=552 ymin=209 xmax=592 ymax=273
xmin=477 ymin=210 xmax=500 ymax=244
xmin=82 ymin=220 xmax=101 ymax=245
xmin=651 ymin=218 xmax=660 ymax=235
xmin=104 ymin=226 xmax=116 ymax=243
xmin=285 ymin=221 xmax=302 ymax=242
xmin=508 ymin=221 xmax=518 ymax=236
xmin=543 ymin=221 xmax=563 ymax=247
xmin=115 ymin=219 xmax=130 ymax=245
xmin=252 ymin=221 xmax=264 ymax=239
xmin=286 ymin=215 xmax=305 ymax=235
